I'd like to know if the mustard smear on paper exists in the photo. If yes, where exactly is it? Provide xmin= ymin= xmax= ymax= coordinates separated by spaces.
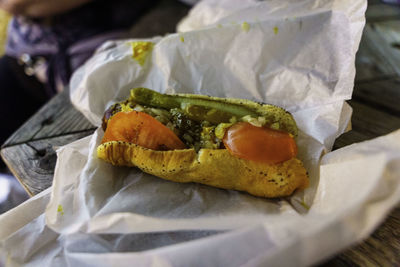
xmin=57 ymin=204 xmax=64 ymax=215
xmin=241 ymin=22 xmax=250 ymax=32
xmin=300 ymin=200 xmax=310 ymax=211
xmin=7 ymin=252 xmax=11 ymax=265
xmin=180 ymin=35 xmax=185 ymax=43
xmin=274 ymin=26 xmax=279 ymax=35
xmin=130 ymin=41 xmax=154 ymax=66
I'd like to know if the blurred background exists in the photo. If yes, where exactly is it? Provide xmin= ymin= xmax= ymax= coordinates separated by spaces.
xmin=0 ymin=9 xmax=29 ymax=214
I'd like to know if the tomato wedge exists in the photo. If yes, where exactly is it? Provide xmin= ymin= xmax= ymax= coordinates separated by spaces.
xmin=101 ymin=111 xmax=186 ymax=150
xmin=223 ymin=122 xmax=297 ymax=164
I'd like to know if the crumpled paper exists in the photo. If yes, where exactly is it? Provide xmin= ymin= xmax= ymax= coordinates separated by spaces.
xmin=3 ymin=0 xmax=399 ymax=266
xmin=2 ymin=130 xmax=400 ymax=266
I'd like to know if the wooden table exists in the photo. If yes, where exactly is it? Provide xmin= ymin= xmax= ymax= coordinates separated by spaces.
xmin=1 ymin=0 xmax=400 ymax=265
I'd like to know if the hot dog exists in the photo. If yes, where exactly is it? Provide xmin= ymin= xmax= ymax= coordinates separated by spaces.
xmin=97 ymin=88 xmax=308 ymax=198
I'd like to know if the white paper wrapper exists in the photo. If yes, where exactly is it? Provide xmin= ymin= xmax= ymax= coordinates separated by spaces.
xmin=2 ymin=130 xmax=400 ymax=266
xmin=3 ymin=0 xmax=399 ymax=266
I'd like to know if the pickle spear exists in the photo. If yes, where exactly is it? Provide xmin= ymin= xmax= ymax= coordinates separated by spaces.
xmin=130 ymin=87 xmax=259 ymax=124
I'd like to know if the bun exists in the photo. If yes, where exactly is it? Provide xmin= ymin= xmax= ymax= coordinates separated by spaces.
xmin=97 ymin=141 xmax=308 ymax=198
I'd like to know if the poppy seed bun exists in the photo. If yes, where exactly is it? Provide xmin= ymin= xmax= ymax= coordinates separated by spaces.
xmin=97 ymin=141 xmax=308 ymax=198
xmin=98 ymin=88 xmax=309 ymax=198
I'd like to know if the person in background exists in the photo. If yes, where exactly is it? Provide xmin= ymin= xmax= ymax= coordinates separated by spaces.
xmin=0 ymin=0 xmax=156 ymax=166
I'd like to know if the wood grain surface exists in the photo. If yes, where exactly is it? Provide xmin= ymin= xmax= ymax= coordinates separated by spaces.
xmin=2 ymin=88 xmax=95 ymax=147
xmin=1 ymin=0 xmax=400 ymax=266
xmin=1 ymin=131 xmax=94 ymax=196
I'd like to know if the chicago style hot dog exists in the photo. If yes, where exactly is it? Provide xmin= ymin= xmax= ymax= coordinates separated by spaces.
xmin=97 ymin=88 xmax=308 ymax=198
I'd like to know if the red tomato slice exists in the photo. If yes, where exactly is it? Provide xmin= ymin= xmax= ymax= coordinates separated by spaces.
xmin=223 ymin=122 xmax=297 ymax=164
xmin=101 ymin=111 xmax=186 ymax=150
